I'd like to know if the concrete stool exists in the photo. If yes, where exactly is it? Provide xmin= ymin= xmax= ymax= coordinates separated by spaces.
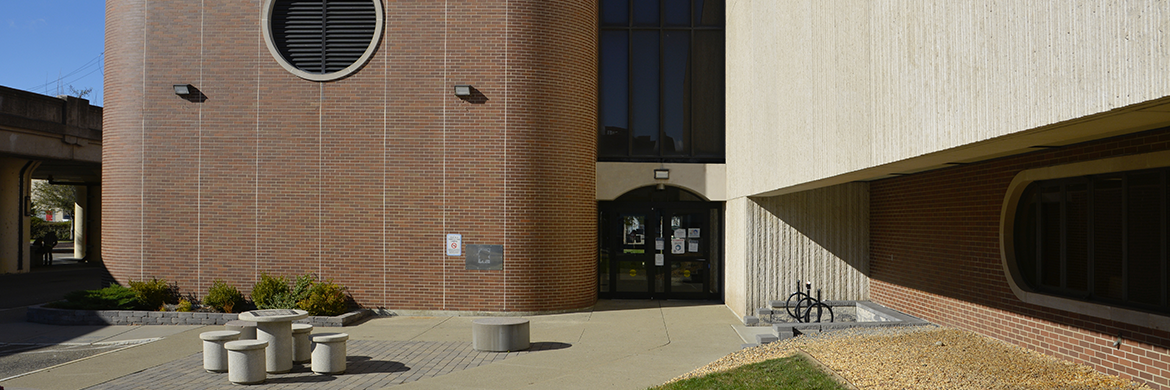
xmin=311 ymin=333 xmax=349 ymax=375
xmin=292 ymin=323 xmax=314 ymax=363
xmin=225 ymin=320 xmax=258 ymax=340
xmin=199 ymin=330 xmax=241 ymax=373
xmin=225 ymin=339 xmax=268 ymax=385
xmin=472 ymin=318 xmax=530 ymax=352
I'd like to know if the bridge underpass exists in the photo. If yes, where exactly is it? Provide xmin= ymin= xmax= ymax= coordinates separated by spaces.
xmin=0 ymin=85 xmax=101 ymax=274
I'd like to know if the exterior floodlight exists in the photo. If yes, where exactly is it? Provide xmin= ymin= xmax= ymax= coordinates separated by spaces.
xmin=453 ymin=84 xmax=472 ymax=97
xmin=654 ymin=169 xmax=670 ymax=180
xmin=173 ymin=84 xmax=192 ymax=95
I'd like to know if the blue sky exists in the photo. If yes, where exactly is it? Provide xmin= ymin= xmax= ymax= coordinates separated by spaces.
xmin=0 ymin=1 xmax=105 ymax=106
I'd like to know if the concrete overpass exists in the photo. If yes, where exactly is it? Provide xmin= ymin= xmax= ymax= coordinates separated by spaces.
xmin=0 ymin=85 xmax=101 ymax=273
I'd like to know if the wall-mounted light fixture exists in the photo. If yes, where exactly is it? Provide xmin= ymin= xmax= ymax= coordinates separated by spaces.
xmin=453 ymin=84 xmax=472 ymax=97
xmin=654 ymin=169 xmax=670 ymax=180
xmin=173 ymin=84 xmax=194 ymax=96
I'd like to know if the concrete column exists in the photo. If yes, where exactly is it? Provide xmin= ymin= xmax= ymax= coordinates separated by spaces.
xmin=724 ymin=196 xmax=749 ymax=319
xmin=0 ymin=157 xmax=38 ymax=274
xmin=73 ymin=185 xmax=86 ymax=259
xmin=85 ymin=185 xmax=100 ymax=263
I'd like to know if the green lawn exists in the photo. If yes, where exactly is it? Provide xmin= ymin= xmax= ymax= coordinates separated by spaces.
xmin=650 ymin=354 xmax=847 ymax=390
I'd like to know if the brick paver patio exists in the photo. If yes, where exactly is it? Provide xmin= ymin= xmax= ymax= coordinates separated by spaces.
xmin=84 ymin=340 xmax=568 ymax=390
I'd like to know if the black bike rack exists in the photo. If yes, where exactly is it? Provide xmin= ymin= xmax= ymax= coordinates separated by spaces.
xmin=783 ymin=279 xmax=834 ymax=323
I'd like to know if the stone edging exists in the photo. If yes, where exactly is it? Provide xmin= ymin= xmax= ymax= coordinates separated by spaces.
xmin=26 ymin=305 xmax=373 ymax=327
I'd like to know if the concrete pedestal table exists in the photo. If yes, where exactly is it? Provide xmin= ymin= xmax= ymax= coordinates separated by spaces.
xmin=472 ymin=318 xmax=530 ymax=352
xmin=238 ymin=309 xmax=308 ymax=374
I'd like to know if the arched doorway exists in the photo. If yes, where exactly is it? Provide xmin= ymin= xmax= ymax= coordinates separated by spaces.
xmin=599 ymin=186 xmax=722 ymax=300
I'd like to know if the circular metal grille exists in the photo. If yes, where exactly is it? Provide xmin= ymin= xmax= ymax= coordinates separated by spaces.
xmin=264 ymin=0 xmax=383 ymax=81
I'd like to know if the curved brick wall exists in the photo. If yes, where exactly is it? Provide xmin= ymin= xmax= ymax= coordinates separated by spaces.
xmin=871 ymin=128 xmax=1170 ymax=388
xmin=102 ymin=0 xmax=597 ymax=313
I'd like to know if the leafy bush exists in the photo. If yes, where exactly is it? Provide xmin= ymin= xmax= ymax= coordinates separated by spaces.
xmin=250 ymin=273 xmax=288 ymax=309
xmin=204 ymin=280 xmax=245 ymax=313
xmin=48 ymin=285 xmax=146 ymax=310
xmin=255 ymin=273 xmax=316 ymax=310
xmin=282 ymin=274 xmax=314 ymax=307
xmin=30 ymin=217 xmax=71 ymax=242
xmin=176 ymin=298 xmax=193 ymax=312
xmin=128 ymin=278 xmax=176 ymax=310
xmin=298 ymin=279 xmax=348 ymax=316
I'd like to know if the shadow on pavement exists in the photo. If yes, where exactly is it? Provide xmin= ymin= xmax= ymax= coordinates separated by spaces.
xmin=0 ymin=262 xmax=106 ymax=310
xmin=590 ymin=299 xmax=725 ymax=313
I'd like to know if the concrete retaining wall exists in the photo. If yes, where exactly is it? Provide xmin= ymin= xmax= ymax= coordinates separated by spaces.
xmin=26 ymin=305 xmax=373 ymax=327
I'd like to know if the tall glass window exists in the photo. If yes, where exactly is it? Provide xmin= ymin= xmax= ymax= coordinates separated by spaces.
xmin=599 ymin=0 xmax=725 ymax=162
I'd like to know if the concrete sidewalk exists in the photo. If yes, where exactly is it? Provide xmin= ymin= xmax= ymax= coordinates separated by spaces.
xmin=0 ymin=300 xmax=746 ymax=390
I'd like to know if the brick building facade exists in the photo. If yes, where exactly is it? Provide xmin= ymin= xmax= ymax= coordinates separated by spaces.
xmin=872 ymin=128 xmax=1170 ymax=386
xmin=104 ymin=1 xmax=1170 ymax=387
xmin=103 ymin=0 xmax=597 ymax=313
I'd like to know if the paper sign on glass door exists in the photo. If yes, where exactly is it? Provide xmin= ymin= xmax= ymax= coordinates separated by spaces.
xmin=655 ymin=237 xmax=664 ymax=251
xmin=688 ymin=228 xmax=700 ymax=238
xmin=688 ymin=239 xmax=699 ymax=253
xmin=671 ymin=239 xmax=686 ymax=254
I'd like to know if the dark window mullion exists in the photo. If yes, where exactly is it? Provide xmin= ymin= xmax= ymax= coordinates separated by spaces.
xmin=685 ymin=0 xmax=695 ymax=154
xmin=626 ymin=28 xmax=634 ymax=157
xmin=658 ymin=29 xmax=665 ymax=158
xmin=1060 ymin=184 xmax=1068 ymax=289
xmin=629 ymin=0 xmax=634 ymax=28
xmin=1155 ymin=169 xmax=1165 ymax=306
xmin=1122 ymin=174 xmax=1129 ymax=303
xmin=1087 ymin=178 xmax=1096 ymax=300
xmin=687 ymin=26 xmax=694 ymax=156
xmin=658 ymin=0 xmax=664 ymax=157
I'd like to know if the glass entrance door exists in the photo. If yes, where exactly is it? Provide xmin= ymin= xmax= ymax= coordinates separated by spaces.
xmin=661 ymin=209 xmax=713 ymax=299
xmin=599 ymin=200 xmax=721 ymax=300
xmin=613 ymin=211 xmax=654 ymax=294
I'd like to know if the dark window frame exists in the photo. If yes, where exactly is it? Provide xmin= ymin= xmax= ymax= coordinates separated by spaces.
xmin=1014 ymin=168 xmax=1170 ymax=314
xmin=598 ymin=0 xmax=725 ymax=163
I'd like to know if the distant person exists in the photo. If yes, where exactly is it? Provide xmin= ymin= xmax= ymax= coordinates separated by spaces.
xmin=32 ymin=238 xmax=45 ymax=266
xmin=42 ymin=231 xmax=58 ymax=266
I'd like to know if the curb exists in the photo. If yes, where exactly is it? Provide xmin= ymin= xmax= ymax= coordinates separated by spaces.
xmin=25 ymin=305 xmax=373 ymax=327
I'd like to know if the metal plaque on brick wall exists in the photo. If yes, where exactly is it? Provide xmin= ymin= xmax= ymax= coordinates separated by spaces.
xmin=465 ymin=244 xmax=503 ymax=271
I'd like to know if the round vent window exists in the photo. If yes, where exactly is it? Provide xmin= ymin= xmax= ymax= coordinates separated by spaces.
xmin=262 ymin=0 xmax=383 ymax=82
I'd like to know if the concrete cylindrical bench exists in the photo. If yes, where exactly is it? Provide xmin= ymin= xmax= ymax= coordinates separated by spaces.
xmin=225 ymin=339 xmax=268 ymax=385
xmin=225 ymin=320 xmax=258 ymax=340
xmin=292 ymin=323 xmax=314 ymax=363
xmin=200 ymin=330 xmax=241 ymax=373
xmin=472 ymin=318 xmax=530 ymax=352
xmin=311 ymin=333 xmax=349 ymax=375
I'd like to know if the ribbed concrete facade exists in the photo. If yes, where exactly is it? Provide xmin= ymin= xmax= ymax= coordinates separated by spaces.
xmin=726 ymin=0 xmax=1170 ymax=197
xmin=103 ymin=0 xmax=597 ymax=313
xmin=725 ymin=1 xmax=1170 ymax=387
xmin=737 ymin=183 xmax=869 ymax=316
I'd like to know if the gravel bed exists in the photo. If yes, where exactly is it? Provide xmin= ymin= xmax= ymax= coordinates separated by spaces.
xmin=670 ymin=326 xmax=1152 ymax=389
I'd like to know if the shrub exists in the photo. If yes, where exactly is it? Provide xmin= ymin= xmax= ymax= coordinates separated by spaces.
xmin=250 ymin=273 xmax=288 ymax=309
xmin=128 ymin=278 xmax=176 ymax=310
xmin=298 ymin=279 xmax=348 ymax=316
xmin=283 ymin=273 xmax=314 ymax=306
xmin=176 ymin=298 xmax=193 ymax=312
xmin=204 ymin=280 xmax=245 ymax=313
xmin=49 ymin=285 xmax=145 ymax=310
xmin=31 ymin=217 xmax=71 ymax=242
